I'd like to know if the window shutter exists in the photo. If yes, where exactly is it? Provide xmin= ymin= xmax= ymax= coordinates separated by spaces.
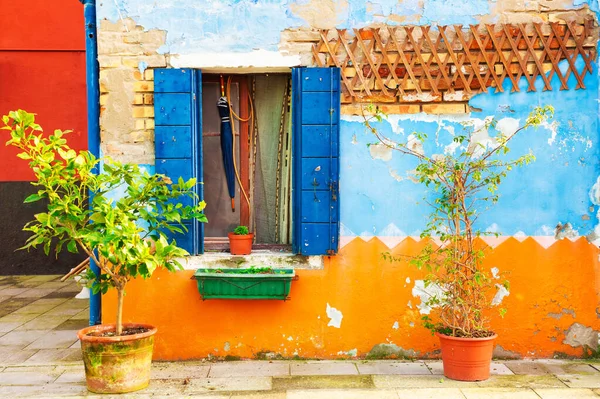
xmin=292 ymin=67 xmax=341 ymax=255
xmin=154 ymin=68 xmax=204 ymax=254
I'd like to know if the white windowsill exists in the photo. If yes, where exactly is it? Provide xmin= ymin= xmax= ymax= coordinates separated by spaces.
xmin=178 ymin=250 xmax=324 ymax=271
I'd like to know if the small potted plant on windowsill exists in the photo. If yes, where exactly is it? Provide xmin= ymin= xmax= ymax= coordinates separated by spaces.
xmin=3 ymin=110 xmax=207 ymax=393
xmin=364 ymin=105 xmax=554 ymax=381
xmin=228 ymin=225 xmax=253 ymax=255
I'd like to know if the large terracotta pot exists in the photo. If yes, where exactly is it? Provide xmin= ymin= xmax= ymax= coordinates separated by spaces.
xmin=78 ymin=323 xmax=157 ymax=393
xmin=436 ymin=332 xmax=497 ymax=381
xmin=228 ymin=232 xmax=253 ymax=255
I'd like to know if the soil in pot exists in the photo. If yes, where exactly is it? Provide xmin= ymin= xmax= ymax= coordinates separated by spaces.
xmin=78 ymin=323 xmax=157 ymax=393
xmin=436 ymin=332 xmax=497 ymax=382
xmin=228 ymin=232 xmax=253 ymax=255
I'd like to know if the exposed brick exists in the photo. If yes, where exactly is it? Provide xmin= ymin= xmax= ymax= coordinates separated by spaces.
xmin=341 ymin=104 xmax=420 ymax=115
xmin=122 ymin=55 xmax=166 ymax=69
xmin=133 ymin=70 xmax=144 ymax=81
xmin=422 ymin=103 xmax=467 ymax=114
xmin=144 ymin=69 xmax=154 ymax=81
xmin=97 ymin=55 xmax=122 ymax=68
xmin=134 ymin=119 xmax=146 ymax=130
xmin=145 ymin=119 xmax=155 ymax=130
xmin=133 ymin=81 xmax=154 ymax=93
xmin=132 ymin=106 xmax=154 ymax=118
xmin=99 ymin=94 xmax=109 ymax=106
xmin=143 ymin=94 xmax=154 ymax=105
xmin=133 ymin=93 xmax=144 ymax=105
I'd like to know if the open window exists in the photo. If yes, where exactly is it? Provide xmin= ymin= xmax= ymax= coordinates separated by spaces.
xmin=154 ymin=67 xmax=340 ymax=256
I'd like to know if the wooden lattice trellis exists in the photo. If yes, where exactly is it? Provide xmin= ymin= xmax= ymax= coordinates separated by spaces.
xmin=311 ymin=20 xmax=597 ymax=104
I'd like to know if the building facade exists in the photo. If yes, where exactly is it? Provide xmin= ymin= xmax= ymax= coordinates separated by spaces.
xmin=97 ymin=0 xmax=600 ymax=360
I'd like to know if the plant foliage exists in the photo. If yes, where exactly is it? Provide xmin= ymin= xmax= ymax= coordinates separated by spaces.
xmin=233 ymin=225 xmax=250 ymax=235
xmin=363 ymin=105 xmax=554 ymax=338
xmin=3 ymin=110 xmax=208 ymax=335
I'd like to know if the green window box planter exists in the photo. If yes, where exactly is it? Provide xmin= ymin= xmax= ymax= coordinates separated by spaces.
xmin=193 ymin=269 xmax=296 ymax=300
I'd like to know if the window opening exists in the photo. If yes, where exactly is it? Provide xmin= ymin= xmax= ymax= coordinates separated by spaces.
xmin=202 ymin=74 xmax=293 ymax=250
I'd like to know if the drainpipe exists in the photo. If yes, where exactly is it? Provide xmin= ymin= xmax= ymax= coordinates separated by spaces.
xmin=80 ymin=0 xmax=102 ymax=326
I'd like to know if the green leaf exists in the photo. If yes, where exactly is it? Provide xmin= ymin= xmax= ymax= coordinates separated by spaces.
xmin=24 ymin=193 xmax=44 ymax=203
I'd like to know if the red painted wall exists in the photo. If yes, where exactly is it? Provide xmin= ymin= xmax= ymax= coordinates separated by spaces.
xmin=0 ymin=0 xmax=87 ymax=181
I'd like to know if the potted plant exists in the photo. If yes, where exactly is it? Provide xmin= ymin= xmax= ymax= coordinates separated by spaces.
xmin=2 ymin=110 xmax=207 ymax=393
xmin=363 ymin=105 xmax=554 ymax=381
xmin=228 ymin=225 xmax=253 ymax=255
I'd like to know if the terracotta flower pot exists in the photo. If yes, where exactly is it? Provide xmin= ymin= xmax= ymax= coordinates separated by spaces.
xmin=436 ymin=332 xmax=497 ymax=381
xmin=78 ymin=323 xmax=157 ymax=393
xmin=228 ymin=232 xmax=253 ymax=255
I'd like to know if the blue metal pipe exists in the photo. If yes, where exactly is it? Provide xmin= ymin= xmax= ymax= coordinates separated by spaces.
xmin=80 ymin=0 xmax=102 ymax=326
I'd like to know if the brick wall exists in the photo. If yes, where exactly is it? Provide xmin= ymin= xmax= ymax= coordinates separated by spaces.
xmin=98 ymin=18 xmax=166 ymax=165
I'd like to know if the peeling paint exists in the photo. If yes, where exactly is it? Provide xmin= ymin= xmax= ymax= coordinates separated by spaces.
xmin=392 ymin=321 xmax=399 ymax=330
xmin=492 ymin=284 xmax=510 ymax=306
xmin=369 ymin=143 xmax=393 ymax=161
xmin=563 ymin=323 xmax=600 ymax=350
xmin=555 ymin=222 xmax=580 ymax=240
xmin=326 ymin=303 xmax=343 ymax=328
xmin=412 ymin=280 xmax=444 ymax=315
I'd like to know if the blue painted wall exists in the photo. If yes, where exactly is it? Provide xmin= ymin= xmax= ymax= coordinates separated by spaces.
xmin=98 ymin=0 xmax=597 ymax=54
xmin=341 ymin=59 xmax=599 ymax=238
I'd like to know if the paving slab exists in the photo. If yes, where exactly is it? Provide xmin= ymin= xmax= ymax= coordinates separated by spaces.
xmin=70 ymin=309 xmax=90 ymax=320
xmin=0 ymin=322 xmax=26 ymax=333
xmin=12 ymin=299 xmax=68 ymax=315
xmin=23 ymin=348 xmax=82 ymax=365
xmin=373 ymin=375 xmax=473 ymax=389
xmin=287 ymin=389 xmax=399 ymax=399
xmin=537 ymin=360 xmax=599 ymax=375
xmin=151 ymin=363 xmax=211 ymax=379
xmin=0 ymin=312 xmax=41 ymax=324
xmin=54 ymin=370 xmax=86 ymax=384
xmin=0 ymin=330 xmax=47 ymax=347
xmin=54 ymin=319 xmax=89 ymax=331
xmin=397 ymin=387 xmax=467 ymax=398
xmin=460 ymin=387 xmax=541 ymax=399
xmin=475 ymin=374 xmax=568 ymax=388
xmin=25 ymin=330 xmax=79 ymax=350
xmin=3 ymin=365 xmax=57 ymax=373
xmin=26 ymin=275 xmax=61 ymax=282
xmin=357 ymin=361 xmax=430 ymax=375
xmin=0 ymin=348 xmax=38 ymax=365
xmin=291 ymin=361 xmax=359 ymax=376
xmin=0 ymin=370 xmax=58 ymax=385
xmin=0 ymin=288 xmax=34 ymax=297
xmin=185 ymin=376 xmax=272 ymax=392
xmin=14 ymin=315 xmax=70 ymax=331
xmin=0 ymin=297 xmax=37 ymax=317
xmin=35 ymin=282 xmax=70 ymax=290
xmin=272 ymin=375 xmax=374 ymax=390
xmin=230 ymin=392 xmax=286 ymax=399
xmin=534 ymin=388 xmax=599 ymax=398
xmin=557 ymin=374 xmax=600 ymax=388
xmin=209 ymin=361 xmax=289 ymax=377
xmin=14 ymin=288 xmax=58 ymax=298
xmin=504 ymin=361 xmax=551 ymax=375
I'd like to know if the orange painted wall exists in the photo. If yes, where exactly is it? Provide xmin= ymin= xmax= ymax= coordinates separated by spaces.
xmin=103 ymin=237 xmax=600 ymax=360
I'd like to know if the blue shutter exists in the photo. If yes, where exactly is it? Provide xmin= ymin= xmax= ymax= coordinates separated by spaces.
xmin=154 ymin=68 xmax=204 ymax=254
xmin=292 ymin=68 xmax=341 ymax=255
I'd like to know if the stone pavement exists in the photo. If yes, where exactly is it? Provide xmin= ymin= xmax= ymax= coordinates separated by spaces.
xmin=1 ymin=275 xmax=600 ymax=398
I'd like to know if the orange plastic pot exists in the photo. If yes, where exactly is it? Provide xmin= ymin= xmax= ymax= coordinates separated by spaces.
xmin=78 ymin=323 xmax=157 ymax=393
xmin=436 ymin=332 xmax=497 ymax=381
xmin=228 ymin=232 xmax=253 ymax=255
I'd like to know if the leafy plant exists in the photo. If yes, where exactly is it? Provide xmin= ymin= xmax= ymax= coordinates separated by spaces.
xmin=233 ymin=225 xmax=250 ymax=235
xmin=3 ymin=110 xmax=207 ymax=336
xmin=364 ymin=105 xmax=554 ymax=338
xmin=206 ymin=266 xmax=285 ymax=274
